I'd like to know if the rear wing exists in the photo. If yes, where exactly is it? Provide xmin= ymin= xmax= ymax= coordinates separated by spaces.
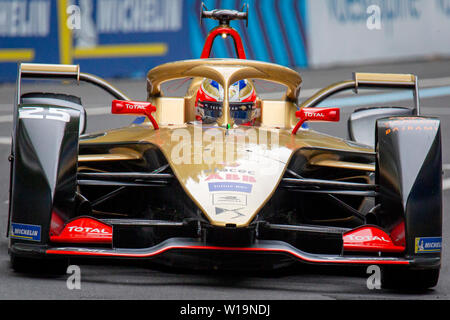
xmin=299 ymin=72 xmax=420 ymax=115
xmin=16 ymin=63 xmax=130 ymax=106
xmin=13 ymin=63 xmax=131 ymax=148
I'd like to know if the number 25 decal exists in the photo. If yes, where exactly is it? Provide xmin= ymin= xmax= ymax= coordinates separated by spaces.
xmin=19 ymin=107 xmax=71 ymax=123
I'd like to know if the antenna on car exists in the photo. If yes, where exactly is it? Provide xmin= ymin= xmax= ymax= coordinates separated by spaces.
xmin=200 ymin=2 xmax=249 ymax=27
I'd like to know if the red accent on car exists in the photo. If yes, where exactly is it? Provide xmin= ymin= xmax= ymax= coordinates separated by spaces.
xmin=241 ymin=88 xmax=256 ymax=103
xmin=111 ymin=100 xmax=159 ymax=130
xmin=343 ymin=226 xmax=405 ymax=253
xmin=50 ymin=217 xmax=112 ymax=244
xmin=195 ymin=85 xmax=217 ymax=106
xmin=50 ymin=211 xmax=65 ymax=236
xmin=46 ymin=244 xmax=409 ymax=265
xmin=195 ymin=85 xmax=217 ymax=121
xmin=201 ymin=26 xmax=246 ymax=59
xmin=390 ymin=221 xmax=406 ymax=247
xmin=292 ymin=107 xmax=340 ymax=134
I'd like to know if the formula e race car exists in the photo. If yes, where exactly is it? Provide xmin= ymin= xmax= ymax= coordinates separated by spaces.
xmin=7 ymin=6 xmax=442 ymax=290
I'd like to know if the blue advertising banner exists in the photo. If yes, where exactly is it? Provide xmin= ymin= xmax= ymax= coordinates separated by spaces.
xmin=3 ymin=1 xmax=450 ymax=82
xmin=0 ymin=0 xmax=189 ymax=81
xmin=0 ymin=0 xmax=309 ymax=82
xmin=186 ymin=0 xmax=309 ymax=67
xmin=0 ymin=0 xmax=59 ymax=81
xmin=69 ymin=0 xmax=188 ymax=78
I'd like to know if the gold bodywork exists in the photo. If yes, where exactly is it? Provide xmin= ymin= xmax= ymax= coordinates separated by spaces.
xmin=152 ymin=97 xmax=186 ymax=125
xmin=147 ymin=59 xmax=302 ymax=128
xmin=354 ymin=72 xmax=416 ymax=85
xmin=21 ymin=63 xmax=80 ymax=75
xmin=71 ymin=61 xmax=417 ymax=227
xmin=309 ymin=158 xmax=375 ymax=172
xmin=260 ymin=100 xmax=298 ymax=128
xmin=80 ymin=124 xmax=373 ymax=227
xmin=17 ymin=62 xmax=417 ymax=227
xmin=78 ymin=147 xmax=142 ymax=162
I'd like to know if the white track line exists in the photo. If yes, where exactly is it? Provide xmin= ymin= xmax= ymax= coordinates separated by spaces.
xmin=421 ymin=76 xmax=450 ymax=88
xmin=0 ymin=114 xmax=12 ymax=122
xmin=0 ymin=137 xmax=11 ymax=145
xmin=444 ymin=179 xmax=450 ymax=191
xmin=85 ymin=106 xmax=110 ymax=115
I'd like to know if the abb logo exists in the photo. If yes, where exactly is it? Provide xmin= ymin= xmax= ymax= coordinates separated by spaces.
xmin=205 ymin=173 xmax=256 ymax=183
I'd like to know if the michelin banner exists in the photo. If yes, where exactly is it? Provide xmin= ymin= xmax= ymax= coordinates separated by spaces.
xmin=307 ymin=0 xmax=450 ymax=67
xmin=1 ymin=0 xmax=450 ymax=82
xmin=0 ymin=0 xmax=309 ymax=82
xmin=0 ymin=0 xmax=188 ymax=81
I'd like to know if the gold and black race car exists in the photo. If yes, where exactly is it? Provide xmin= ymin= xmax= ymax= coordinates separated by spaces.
xmin=7 ymin=7 xmax=442 ymax=289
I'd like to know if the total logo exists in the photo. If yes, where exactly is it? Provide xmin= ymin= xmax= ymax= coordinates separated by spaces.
xmin=124 ymin=103 xmax=147 ymax=111
xmin=304 ymin=112 xmax=325 ymax=119
xmin=346 ymin=235 xmax=390 ymax=243
xmin=66 ymin=226 xmax=111 ymax=234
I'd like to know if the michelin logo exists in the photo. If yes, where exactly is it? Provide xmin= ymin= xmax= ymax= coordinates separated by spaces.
xmin=10 ymin=223 xmax=41 ymax=242
xmin=415 ymin=237 xmax=442 ymax=253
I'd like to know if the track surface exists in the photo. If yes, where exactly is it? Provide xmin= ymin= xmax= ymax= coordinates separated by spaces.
xmin=0 ymin=59 xmax=449 ymax=300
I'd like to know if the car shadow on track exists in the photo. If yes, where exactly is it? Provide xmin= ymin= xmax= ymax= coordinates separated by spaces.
xmin=30 ymin=258 xmax=434 ymax=297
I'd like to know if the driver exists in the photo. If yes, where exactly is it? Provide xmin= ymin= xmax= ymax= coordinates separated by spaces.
xmin=195 ymin=78 xmax=259 ymax=125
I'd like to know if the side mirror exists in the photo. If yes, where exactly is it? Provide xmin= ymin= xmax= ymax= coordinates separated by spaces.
xmin=292 ymin=107 xmax=340 ymax=134
xmin=111 ymin=100 xmax=159 ymax=130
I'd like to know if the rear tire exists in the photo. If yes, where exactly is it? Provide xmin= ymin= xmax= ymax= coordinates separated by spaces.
xmin=381 ymin=267 xmax=440 ymax=290
xmin=9 ymin=93 xmax=80 ymax=276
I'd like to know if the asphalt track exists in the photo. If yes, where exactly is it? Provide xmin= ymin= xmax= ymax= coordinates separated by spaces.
xmin=0 ymin=59 xmax=449 ymax=300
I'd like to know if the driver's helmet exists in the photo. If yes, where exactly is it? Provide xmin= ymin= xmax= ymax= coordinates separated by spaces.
xmin=195 ymin=79 xmax=258 ymax=125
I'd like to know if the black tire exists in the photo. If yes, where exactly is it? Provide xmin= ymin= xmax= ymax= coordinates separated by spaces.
xmin=20 ymin=92 xmax=86 ymax=134
xmin=10 ymin=253 xmax=69 ymax=275
xmin=376 ymin=117 xmax=442 ymax=290
xmin=381 ymin=267 xmax=440 ymax=290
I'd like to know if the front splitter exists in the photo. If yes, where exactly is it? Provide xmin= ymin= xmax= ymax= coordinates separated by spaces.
xmin=36 ymin=238 xmax=412 ymax=266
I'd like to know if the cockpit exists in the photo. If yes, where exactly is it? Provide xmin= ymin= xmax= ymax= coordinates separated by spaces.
xmin=195 ymin=79 xmax=258 ymax=125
